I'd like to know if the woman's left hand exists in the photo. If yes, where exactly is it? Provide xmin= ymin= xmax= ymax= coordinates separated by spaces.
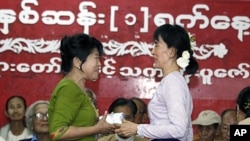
xmin=114 ymin=119 xmax=138 ymax=137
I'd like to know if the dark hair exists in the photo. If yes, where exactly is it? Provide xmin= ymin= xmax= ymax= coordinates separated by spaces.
xmin=5 ymin=95 xmax=27 ymax=111
xmin=153 ymin=24 xmax=199 ymax=74
xmin=108 ymin=98 xmax=137 ymax=117
xmin=130 ymin=97 xmax=147 ymax=114
xmin=237 ymin=86 xmax=250 ymax=118
xmin=60 ymin=33 xmax=104 ymax=74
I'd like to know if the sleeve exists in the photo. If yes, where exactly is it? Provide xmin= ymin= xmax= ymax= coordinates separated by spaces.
xmin=163 ymin=80 xmax=190 ymax=138
xmin=49 ymin=83 xmax=83 ymax=140
xmin=138 ymin=76 xmax=190 ymax=139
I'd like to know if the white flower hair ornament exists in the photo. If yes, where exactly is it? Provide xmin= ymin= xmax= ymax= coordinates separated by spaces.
xmin=176 ymin=50 xmax=190 ymax=69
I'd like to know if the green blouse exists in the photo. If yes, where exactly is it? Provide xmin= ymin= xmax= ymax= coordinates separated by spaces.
xmin=48 ymin=78 xmax=97 ymax=141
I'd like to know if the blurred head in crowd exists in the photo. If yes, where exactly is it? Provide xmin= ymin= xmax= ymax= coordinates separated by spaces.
xmin=108 ymin=98 xmax=137 ymax=139
xmin=130 ymin=97 xmax=148 ymax=124
xmin=26 ymin=100 xmax=49 ymax=138
xmin=236 ymin=86 xmax=250 ymax=124
xmin=5 ymin=95 xmax=27 ymax=122
xmin=108 ymin=98 xmax=137 ymax=122
xmin=85 ymin=88 xmax=97 ymax=107
xmin=220 ymin=109 xmax=237 ymax=141
xmin=192 ymin=110 xmax=221 ymax=141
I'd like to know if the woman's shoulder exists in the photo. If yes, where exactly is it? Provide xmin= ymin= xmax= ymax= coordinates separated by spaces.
xmin=58 ymin=78 xmax=77 ymax=86
xmin=52 ymin=78 xmax=82 ymax=95
xmin=162 ymin=71 xmax=186 ymax=86
xmin=164 ymin=71 xmax=183 ymax=80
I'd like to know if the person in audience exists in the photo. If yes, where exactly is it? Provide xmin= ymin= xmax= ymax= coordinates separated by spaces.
xmin=98 ymin=98 xmax=148 ymax=141
xmin=20 ymin=100 xmax=50 ymax=141
xmin=85 ymin=88 xmax=99 ymax=118
xmin=220 ymin=109 xmax=237 ymax=141
xmin=192 ymin=110 xmax=221 ymax=141
xmin=236 ymin=86 xmax=250 ymax=124
xmin=48 ymin=33 xmax=114 ymax=141
xmin=130 ymin=97 xmax=148 ymax=124
xmin=0 ymin=95 xmax=32 ymax=140
xmin=114 ymin=24 xmax=199 ymax=140
xmin=86 ymin=88 xmax=97 ymax=107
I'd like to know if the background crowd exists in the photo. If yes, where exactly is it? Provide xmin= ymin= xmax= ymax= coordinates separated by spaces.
xmin=0 ymin=85 xmax=249 ymax=141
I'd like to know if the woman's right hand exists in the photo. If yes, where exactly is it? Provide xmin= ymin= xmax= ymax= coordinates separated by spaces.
xmin=96 ymin=111 xmax=115 ymax=135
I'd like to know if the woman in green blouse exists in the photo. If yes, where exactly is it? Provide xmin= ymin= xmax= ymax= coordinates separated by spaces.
xmin=48 ymin=33 xmax=114 ymax=141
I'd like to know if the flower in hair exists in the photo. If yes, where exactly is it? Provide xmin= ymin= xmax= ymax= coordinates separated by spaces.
xmin=177 ymin=50 xmax=190 ymax=69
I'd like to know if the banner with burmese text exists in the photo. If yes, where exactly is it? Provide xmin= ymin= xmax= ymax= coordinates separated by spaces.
xmin=0 ymin=0 xmax=249 ymax=128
